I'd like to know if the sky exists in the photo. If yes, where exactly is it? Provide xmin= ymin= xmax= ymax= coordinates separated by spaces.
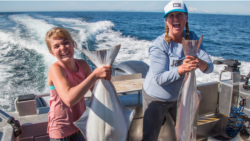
xmin=0 ymin=1 xmax=250 ymax=16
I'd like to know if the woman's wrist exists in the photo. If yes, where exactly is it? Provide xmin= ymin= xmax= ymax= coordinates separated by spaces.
xmin=198 ymin=59 xmax=208 ymax=72
xmin=91 ymin=70 xmax=98 ymax=81
xmin=177 ymin=66 xmax=185 ymax=76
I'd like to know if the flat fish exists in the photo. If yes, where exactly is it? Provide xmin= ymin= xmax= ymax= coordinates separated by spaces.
xmin=175 ymin=35 xmax=203 ymax=141
xmin=74 ymin=44 xmax=135 ymax=141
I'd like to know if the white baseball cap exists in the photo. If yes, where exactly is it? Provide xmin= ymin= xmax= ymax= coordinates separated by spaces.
xmin=163 ymin=0 xmax=188 ymax=18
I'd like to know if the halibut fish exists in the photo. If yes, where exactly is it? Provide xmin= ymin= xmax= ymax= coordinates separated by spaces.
xmin=175 ymin=35 xmax=203 ymax=141
xmin=74 ymin=45 xmax=135 ymax=141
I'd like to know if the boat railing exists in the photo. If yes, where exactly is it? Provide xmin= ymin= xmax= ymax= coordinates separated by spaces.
xmin=14 ymin=73 xmax=144 ymax=117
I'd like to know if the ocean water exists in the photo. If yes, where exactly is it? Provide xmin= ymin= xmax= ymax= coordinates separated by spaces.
xmin=0 ymin=12 xmax=249 ymax=112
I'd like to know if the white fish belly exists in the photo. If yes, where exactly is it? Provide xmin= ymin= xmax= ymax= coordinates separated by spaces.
xmin=75 ymin=45 xmax=135 ymax=141
xmin=74 ymin=80 xmax=135 ymax=141
xmin=176 ymin=71 xmax=200 ymax=141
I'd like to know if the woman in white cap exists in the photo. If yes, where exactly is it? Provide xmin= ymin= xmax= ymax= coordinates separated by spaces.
xmin=142 ymin=0 xmax=214 ymax=140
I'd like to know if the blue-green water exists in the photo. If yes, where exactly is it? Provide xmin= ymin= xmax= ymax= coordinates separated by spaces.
xmin=0 ymin=12 xmax=249 ymax=111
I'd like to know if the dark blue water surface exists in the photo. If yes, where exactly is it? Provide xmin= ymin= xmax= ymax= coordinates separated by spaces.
xmin=0 ymin=11 xmax=250 ymax=111
xmin=43 ymin=12 xmax=250 ymax=61
xmin=1 ymin=12 xmax=250 ymax=61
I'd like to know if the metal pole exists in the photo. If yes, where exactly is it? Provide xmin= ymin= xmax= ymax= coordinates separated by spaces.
xmin=0 ymin=109 xmax=11 ymax=121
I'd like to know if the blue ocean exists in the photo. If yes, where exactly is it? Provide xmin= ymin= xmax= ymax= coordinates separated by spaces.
xmin=0 ymin=12 xmax=249 ymax=111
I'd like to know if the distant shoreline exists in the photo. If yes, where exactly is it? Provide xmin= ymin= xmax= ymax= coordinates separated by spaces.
xmin=0 ymin=11 xmax=250 ymax=17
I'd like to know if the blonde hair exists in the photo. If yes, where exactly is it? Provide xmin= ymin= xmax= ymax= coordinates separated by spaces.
xmin=164 ymin=22 xmax=190 ymax=43
xmin=45 ymin=27 xmax=77 ymax=51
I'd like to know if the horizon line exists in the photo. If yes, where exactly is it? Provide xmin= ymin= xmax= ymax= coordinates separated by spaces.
xmin=0 ymin=11 xmax=250 ymax=16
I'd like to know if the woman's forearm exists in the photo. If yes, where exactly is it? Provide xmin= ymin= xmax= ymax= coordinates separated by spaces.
xmin=65 ymin=72 xmax=97 ymax=107
xmin=198 ymin=58 xmax=208 ymax=72
xmin=52 ymin=64 xmax=112 ymax=107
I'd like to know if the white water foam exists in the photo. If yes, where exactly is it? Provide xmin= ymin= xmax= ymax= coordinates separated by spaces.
xmin=83 ymin=23 xmax=250 ymax=84
xmin=9 ymin=14 xmax=55 ymax=52
xmin=55 ymin=18 xmax=114 ymax=41
xmin=55 ymin=18 xmax=115 ymax=50
xmin=52 ymin=16 xmax=250 ymax=84
xmin=8 ymin=14 xmax=57 ymax=72
xmin=52 ymin=17 xmax=151 ymax=64
xmin=95 ymin=32 xmax=250 ymax=84
xmin=1 ymin=14 xmax=250 ymax=111
xmin=3 ymin=14 xmax=56 ymax=69
xmin=0 ymin=14 xmax=58 ymax=109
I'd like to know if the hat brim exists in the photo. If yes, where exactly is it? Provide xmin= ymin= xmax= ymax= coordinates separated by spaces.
xmin=163 ymin=9 xmax=188 ymax=18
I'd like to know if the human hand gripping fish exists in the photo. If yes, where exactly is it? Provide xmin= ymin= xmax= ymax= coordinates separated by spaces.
xmin=178 ymin=55 xmax=200 ymax=76
xmin=93 ymin=65 xmax=112 ymax=81
xmin=176 ymin=35 xmax=203 ymax=141
xmin=74 ymin=45 xmax=135 ymax=141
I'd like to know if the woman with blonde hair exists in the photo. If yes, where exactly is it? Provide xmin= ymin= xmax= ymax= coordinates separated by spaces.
xmin=142 ymin=0 xmax=214 ymax=140
xmin=46 ymin=27 xmax=112 ymax=141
